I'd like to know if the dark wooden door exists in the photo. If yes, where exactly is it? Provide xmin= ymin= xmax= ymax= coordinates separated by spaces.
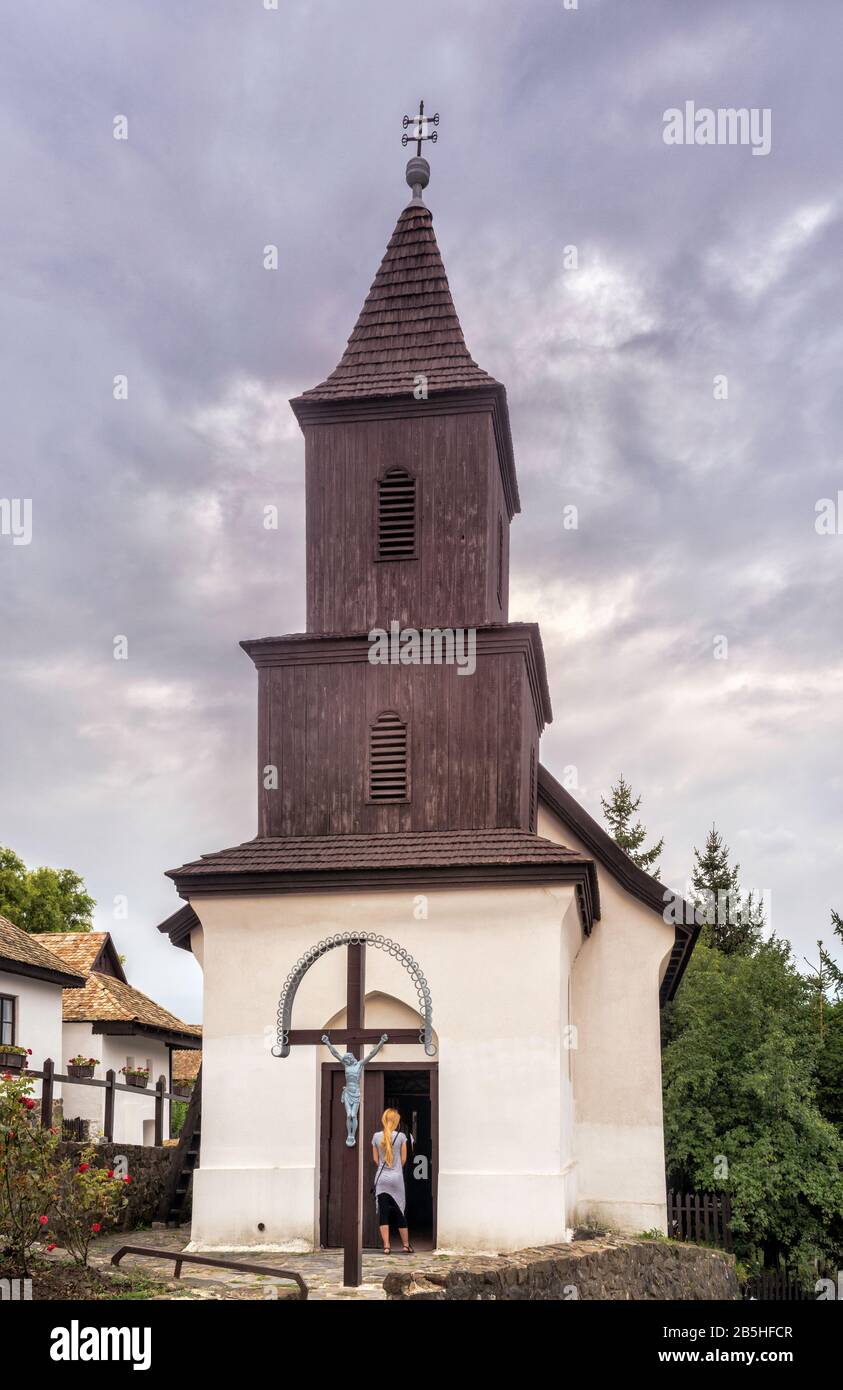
xmin=320 ymin=1063 xmax=437 ymax=1249
xmin=321 ymin=1066 xmax=384 ymax=1249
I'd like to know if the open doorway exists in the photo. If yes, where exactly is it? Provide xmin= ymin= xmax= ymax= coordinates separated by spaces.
xmin=320 ymin=1062 xmax=437 ymax=1251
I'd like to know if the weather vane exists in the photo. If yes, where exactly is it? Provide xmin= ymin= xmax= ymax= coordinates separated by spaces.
xmin=402 ymin=100 xmax=440 ymax=157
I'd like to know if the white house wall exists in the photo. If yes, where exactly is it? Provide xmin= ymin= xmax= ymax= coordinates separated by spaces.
xmin=61 ymin=1021 xmax=171 ymax=1147
xmin=0 ymin=969 xmax=65 ymax=1106
xmin=187 ymin=883 xmax=583 ymax=1254
xmin=537 ymin=802 xmax=675 ymax=1234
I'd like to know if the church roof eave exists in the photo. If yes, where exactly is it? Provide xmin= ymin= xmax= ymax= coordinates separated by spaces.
xmin=159 ymin=829 xmax=599 ymax=944
xmin=537 ymin=764 xmax=700 ymax=1005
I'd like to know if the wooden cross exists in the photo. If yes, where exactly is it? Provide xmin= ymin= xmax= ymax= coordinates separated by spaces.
xmin=285 ymin=941 xmax=424 ymax=1287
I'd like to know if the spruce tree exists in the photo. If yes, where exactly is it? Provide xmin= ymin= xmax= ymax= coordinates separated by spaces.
xmin=600 ymin=775 xmax=664 ymax=876
xmin=690 ymin=825 xmax=763 ymax=955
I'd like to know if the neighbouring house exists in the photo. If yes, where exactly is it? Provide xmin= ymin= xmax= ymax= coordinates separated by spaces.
xmin=156 ymin=154 xmax=700 ymax=1253
xmin=172 ymin=1047 xmax=201 ymax=1097
xmin=32 ymin=931 xmax=201 ymax=1146
xmin=0 ymin=913 xmax=85 ymax=1110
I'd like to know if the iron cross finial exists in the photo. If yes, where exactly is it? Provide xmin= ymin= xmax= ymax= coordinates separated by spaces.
xmin=402 ymin=100 xmax=439 ymax=157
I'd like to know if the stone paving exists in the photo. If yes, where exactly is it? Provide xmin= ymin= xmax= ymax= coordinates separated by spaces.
xmin=85 ymin=1227 xmax=456 ymax=1301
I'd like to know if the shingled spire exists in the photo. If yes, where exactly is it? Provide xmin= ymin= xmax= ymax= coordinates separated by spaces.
xmin=293 ymin=161 xmax=500 ymax=405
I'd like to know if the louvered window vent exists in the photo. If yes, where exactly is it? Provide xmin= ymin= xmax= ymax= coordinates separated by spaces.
xmin=377 ymin=469 xmax=416 ymax=560
xmin=369 ymin=711 xmax=409 ymax=802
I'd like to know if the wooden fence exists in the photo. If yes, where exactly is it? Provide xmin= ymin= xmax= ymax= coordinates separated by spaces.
xmin=20 ymin=1059 xmax=183 ymax=1146
xmin=743 ymin=1269 xmax=820 ymax=1301
xmin=667 ymin=1189 xmax=830 ymax=1300
xmin=666 ymin=1189 xmax=733 ymax=1251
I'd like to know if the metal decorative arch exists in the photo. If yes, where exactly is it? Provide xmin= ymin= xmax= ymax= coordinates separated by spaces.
xmin=271 ymin=931 xmax=436 ymax=1059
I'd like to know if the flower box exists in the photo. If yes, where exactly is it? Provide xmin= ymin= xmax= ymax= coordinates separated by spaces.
xmin=0 ymin=1047 xmax=28 ymax=1071
xmin=67 ymin=1063 xmax=95 ymax=1079
xmin=123 ymin=1072 xmax=149 ymax=1089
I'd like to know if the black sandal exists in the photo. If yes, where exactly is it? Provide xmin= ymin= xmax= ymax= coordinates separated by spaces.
xmin=402 ymin=1244 xmax=414 ymax=1254
xmin=383 ymin=1246 xmax=391 ymax=1255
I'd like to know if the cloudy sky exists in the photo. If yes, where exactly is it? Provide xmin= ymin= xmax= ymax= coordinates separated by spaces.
xmin=2 ymin=0 xmax=841 ymax=1022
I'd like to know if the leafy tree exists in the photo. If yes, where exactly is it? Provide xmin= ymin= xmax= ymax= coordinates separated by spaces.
xmin=691 ymin=825 xmax=763 ymax=955
xmin=815 ymin=1000 xmax=843 ymax=1138
xmin=170 ymin=1099 xmax=188 ymax=1139
xmin=0 ymin=847 xmax=95 ymax=934
xmin=821 ymin=910 xmax=843 ymax=1000
xmin=600 ymin=775 xmax=664 ymax=875
xmin=662 ymin=939 xmax=843 ymax=1271
xmin=812 ymin=912 xmax=843 ymax=1143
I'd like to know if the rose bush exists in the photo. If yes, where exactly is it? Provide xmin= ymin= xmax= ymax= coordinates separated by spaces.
xmin=0 ymin=1073 xmax=57 ymax=1274
xmin=0 ymin=1076 xmax=129 ymax=1271
xmin=49 ymin=1146 xmax=128 ymax=1265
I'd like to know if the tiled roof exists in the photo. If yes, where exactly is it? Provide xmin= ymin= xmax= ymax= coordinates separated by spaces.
xmin=294 ymin=203 xmax=499 ymax=403
xmin=60 ymin=970 xmax=201 ymax=1040
xmin=168 ymin=829 xmax=592 ymax=878
xmin=0 ymin=915 xmax=86 ymax=986
xmin=29 ymin=931 xmax=110 ymax=977
xmin=172 ymin=1048 xmax=202 ymax=1081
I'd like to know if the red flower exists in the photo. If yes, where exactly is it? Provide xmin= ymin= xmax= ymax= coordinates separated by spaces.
xmin=107 ymin=1169 xmax=114 ymax=1178
xmin=39 ymin=1215 xmax=48 ymax=1226
xmin=23 ymin=1098 xmax=36 ymax=1110
xmin=78 ymin=1162 xmax=89 ymax=1172
xmin=26 ymin=1049 xmax=32 ymax=1055
xmin=3 ymin=1073 xmax=12 ymax=1080
xmin=91 ymin=1223 xmax=101 ymax=1234
xmin=123 ymin=1175 xmax=132 ymax=1184
xmin=46 ymin=1243 xmax=56 ymax=1252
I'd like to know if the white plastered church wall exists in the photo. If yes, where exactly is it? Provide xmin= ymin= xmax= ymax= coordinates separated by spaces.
xmin=537 ymin=802 xmax=675 ymax=1234
xmin=186 ymin=883 xmax=583 ymax=1253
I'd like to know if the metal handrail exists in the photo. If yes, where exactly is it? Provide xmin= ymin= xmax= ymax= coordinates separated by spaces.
xmin=111 ymin=1245 xmax=308 ymax=1299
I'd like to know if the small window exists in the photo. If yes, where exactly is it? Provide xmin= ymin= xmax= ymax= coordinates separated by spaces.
xmin=0 ymin=995 xmax=15 ymax=1047
xmin=529 ymin=746 xmax=537 ymax=832
xmin=497 ymin=514 xmax=504 ymax=608
xmin=377 ymin=468 xmax=416 ymax=560
xmin=369 ymin=710 xmax=409 ymax=802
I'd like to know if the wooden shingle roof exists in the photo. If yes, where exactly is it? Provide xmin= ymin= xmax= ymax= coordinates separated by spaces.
xmin=169 ymin=828 xmax=591 ymax=877
xmin=172 ymin=1048 xmax=202 ymax=1082
xmin=293 ymin=203 xmax=499 ymax=403
xmin=0 ymin=915 xmax=86 ymax=988
xmin=32 ymin=930 xmax=200 ymax=1044
xmin=161 ymin=829 xmax=599 ymax=942
xmin=29 ymin=931 xmax=126 ymax=982
xmin=58 ymin=971 xmax=201 ymax=1042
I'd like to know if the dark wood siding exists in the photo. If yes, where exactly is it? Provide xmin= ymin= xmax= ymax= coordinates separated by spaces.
xmin=256 ymin=644 xmax=540 ymax=837
xmin=305 ymin=409 xmax=510 ymax=632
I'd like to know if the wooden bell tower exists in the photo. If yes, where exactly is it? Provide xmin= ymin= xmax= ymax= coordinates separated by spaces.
xmin=241 ymin=153 xmax=552 ymax=841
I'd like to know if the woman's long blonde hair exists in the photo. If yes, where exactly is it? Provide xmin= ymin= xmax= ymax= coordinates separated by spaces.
xmin=380 ymin=1108 xmax=400 ymax=1166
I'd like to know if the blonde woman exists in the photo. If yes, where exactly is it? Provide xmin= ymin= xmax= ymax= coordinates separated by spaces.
xmin=371 ymin=1108 xmax=413 ymax=1254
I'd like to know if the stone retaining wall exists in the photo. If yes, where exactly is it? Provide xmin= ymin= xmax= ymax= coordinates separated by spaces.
xmin=57 ymin=1142 xmax=173 ymax=1231
xmin=384 ymin=1236 xmax=739 ymax=1301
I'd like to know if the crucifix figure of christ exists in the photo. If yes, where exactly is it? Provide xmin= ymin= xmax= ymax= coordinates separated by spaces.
xmin=321 ymin=1031 xmax=389 ymax=1145
xmin=277 ymin=938 xmax=433 ymax=1287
